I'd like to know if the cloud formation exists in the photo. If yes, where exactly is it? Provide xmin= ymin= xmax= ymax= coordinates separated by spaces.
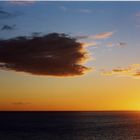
xmin=0 ymin=9 xmax=13 ymax=18
xmin=134 ymin=71 xmax=140 ymax=77
xmin=106 ymin=42 xmax=127 ymax=48
xmin=101 ymin=64 xmax=140 ymax=78
xmin=1 ymin=24 xmax=16 ymax=31
xmin=136 ymin=12 xmax=140 ymax=17
xmin=106 ymin=42 xmax=114 ymax=47
xmin=59 ymin=6 xmax=67 ymax=12
xmin=93 ymin=32 xmax=113 ymax=40
xmin=0 ymin=33 xmax=90 ymax=77
xmin=76 ymin=32 xmax=113 ymax=40
xmin=0 ymin=9 xmax=22 ymax=19
xmin=79 ymin=9 xmax=92 ymax=13
xmin=81 ymin=42 xmax=98 ymax=47
xmin=8 ymin=0 xmax=35 ymax=5
xmin=76 ymin=32 xmax=127 ymax=50
xmin=117 ymin=42 xmax=127 ymax=48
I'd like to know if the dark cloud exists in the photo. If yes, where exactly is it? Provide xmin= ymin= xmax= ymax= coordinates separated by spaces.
xmin=75 ymin=35 xmax=89 ymax=40
xmin=112 ymin=68 xmax=130 ymax=72
xmin=0 ymin=33 xmax=90 ymax=76
xmin=134 ymin=71 xmax=140 ymax=77
xmin=0 ymin=9 xmax=14 ymax=18
xmin=0 ymin=9 xmax=22 ymax=19
xmin=1 ymin=24 xmax=16 ymax=31
xmin=31 ymin=32 xmax=42 ymax=37
xmin=117 ymin=42 xmax=127 ymax=48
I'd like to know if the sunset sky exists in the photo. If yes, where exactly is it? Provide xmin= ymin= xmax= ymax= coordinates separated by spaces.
xmin=0 ymin=1 xmax=140 ymax=111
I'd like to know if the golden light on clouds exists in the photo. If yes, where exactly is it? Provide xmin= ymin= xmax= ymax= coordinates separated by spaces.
xmin=93 ymin=32 xmax=113 ymax=40
xmin=101 ymin=64 xmax=140 ymax=79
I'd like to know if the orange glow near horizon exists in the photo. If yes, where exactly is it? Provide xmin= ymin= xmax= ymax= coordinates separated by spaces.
xmin=1 ymin=71 xmax=140 ymax=111
xmin=1 ymin=2 xmax=140 ymax=111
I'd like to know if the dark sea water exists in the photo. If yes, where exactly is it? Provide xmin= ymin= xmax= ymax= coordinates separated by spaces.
xmin=0 ymin=111 xmax=140 ymax=140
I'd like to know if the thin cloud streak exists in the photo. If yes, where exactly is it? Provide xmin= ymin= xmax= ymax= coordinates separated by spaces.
xmin=105 ymin=42 xmax=127 ymax=48
xmin=0 ymin=9 xmax=13 ymax=18
xmin=117 ymin=42 xmax=127 ymax=48
xmin=136 ymin=12 xmax=140 ymax=17
xmin=82 ymin=42 xmax=98 ymax=48
xmin=8 ymin=1 xmax=35 ymax=5
xmin=59 ymin=6 xmax=67 ymax=12
xmin=101 ymin=64 xmax=140 ymax=79
xmin=93 ymin=32 xmax=113 ymax=40
xmin=1 ymin=24 xmax=16 ymax=31
xmin=76 ymin=31 xmax=114 ymax=40
xmin=79 ymin=9 xmax=92 ymax=13
xmin=0 ymin=9 xmax=23 ymax=19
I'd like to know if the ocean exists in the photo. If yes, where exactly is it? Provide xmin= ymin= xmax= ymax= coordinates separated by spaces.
xmin=0 ymin=111 xmax=140 ymax=140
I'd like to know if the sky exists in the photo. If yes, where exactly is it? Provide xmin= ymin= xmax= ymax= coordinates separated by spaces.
xmin=0 ymin=1 xmax=140 ymax=111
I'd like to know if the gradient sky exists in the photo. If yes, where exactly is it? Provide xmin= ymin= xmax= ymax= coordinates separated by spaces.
xmin=0 ymin=1 xmax=140 ymax=111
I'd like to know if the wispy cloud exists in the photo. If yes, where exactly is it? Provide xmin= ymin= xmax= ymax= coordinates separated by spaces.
xmin=0 ymin=9 xmax=22 ymax=19
xmin=136 ymin=12 xmax=140 ymax=17
xmin=75 ymin=34 xmax=90 ymax=40
xmin=8 ymin=0 xmax=35 ymax=5
xmin=0 ymin=9 xmax=14 ymax=19
xmin=101 ymin=64 xmax=140 ymax=79
xmin=59 ymin=6 xmax=67 ymax=12
xmin=117 ymin=42 xmax=127 ymax=48
xmin=59 ymin=7 xmax=92 ymax=14
xmin=1 ymin=24 xmax=16 ymax=31
xmin=105 ymin=42 xmax=114 ymax=47
xmin=76 ymin=31 xmax=114 ymax=40
xmin=0 ymin=33 xmax=91 ymax=77
xmin=93 ymin=32 xmax=113 ymax=40
xmin=79 ymin=9 xmax=92 ymax=14
xmin=136 ymin=24 xmax=140 ymax=28
xmin=134 ymin=71 xmax=140 ymax=77
xmin=76 ymin=32 xmax=127 ymax=50
xmin=82 ymin=42 xmax=98 ymax=48
xmin=105 ymin=42 xmax=127 ymax=48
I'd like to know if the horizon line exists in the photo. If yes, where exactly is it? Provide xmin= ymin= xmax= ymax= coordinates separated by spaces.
xmin=1 ymin=110 xmax=140 ymax=112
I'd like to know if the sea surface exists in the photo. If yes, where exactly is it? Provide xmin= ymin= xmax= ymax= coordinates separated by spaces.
xmin=0 ymin=111 xmax=140 ymax=140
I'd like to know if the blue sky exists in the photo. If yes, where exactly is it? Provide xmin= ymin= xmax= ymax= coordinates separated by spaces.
xmin=1 ymin=1 xmax=140 ymax=71
xmin=1 ymin=1 xmax=140 ymax=37
xmin=1 ymin=1 xmax=140 ymax=111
